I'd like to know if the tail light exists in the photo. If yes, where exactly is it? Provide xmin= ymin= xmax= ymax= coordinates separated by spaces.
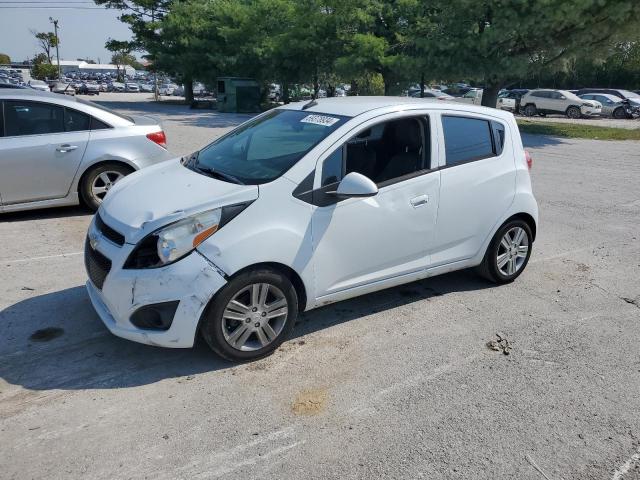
xmin=524 ymin=150 xmax=532 ymax=170
xmin=146 ymin=131 xmax=167 ymax=149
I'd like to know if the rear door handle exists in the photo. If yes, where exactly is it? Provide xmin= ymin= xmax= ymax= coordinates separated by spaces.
xmin=56 ymin=144 xmax=78 ymax=153
xmin=410 ymin=194 xmax=429 ymax=207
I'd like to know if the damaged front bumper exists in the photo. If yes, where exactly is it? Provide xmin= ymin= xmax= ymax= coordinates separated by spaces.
xmin=85 ymin=218 xmax=227 ymax=348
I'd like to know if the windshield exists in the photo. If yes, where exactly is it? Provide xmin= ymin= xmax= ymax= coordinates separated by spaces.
xmin=189 ymin=109 xmax=349 ymax=185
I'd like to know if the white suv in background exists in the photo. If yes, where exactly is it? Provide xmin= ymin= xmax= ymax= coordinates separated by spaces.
xmin=86 ymin=97 xmax=538 ymax=361
xmin=521 ymin=89 xmax=601 ymax=118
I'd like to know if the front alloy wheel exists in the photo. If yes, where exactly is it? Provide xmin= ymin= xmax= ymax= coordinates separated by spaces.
xmin=201 ymin=269 xmax=298 ymax=361
xmin=222 ymin=283 xmax=289 ymax=351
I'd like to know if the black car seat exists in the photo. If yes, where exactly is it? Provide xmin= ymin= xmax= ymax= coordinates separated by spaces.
xmin=377 ymin=119 xmax=422 ymax=182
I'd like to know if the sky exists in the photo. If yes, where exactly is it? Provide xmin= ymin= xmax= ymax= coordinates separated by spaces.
xmin=0 ymin=0 xmax=134 ymax=63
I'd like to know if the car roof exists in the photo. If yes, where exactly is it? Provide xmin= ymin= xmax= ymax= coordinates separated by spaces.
xmin=278 ymin=96 xmax=513 ymax=119
xmin=0 ymin=88 xmax=133 ymax=126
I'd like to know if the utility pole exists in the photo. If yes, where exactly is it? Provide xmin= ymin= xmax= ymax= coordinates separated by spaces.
xmin=152 ymin=7 xmax=158 ymax=101
xmin=49 ymin=17 xmax=61 ymax=79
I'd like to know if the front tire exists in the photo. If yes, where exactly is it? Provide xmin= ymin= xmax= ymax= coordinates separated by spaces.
xmin=477 ymin=220 xmax=533 ymax=284
xmin=201 ymin=269 xmax=298 ymax=362
xmin=613 ymin=106 xmax=628 ymax=119
xmin=566 ymin=106 xmax=581 ymax=119
xmin=80 ymin=163 xmax=133 ymax=211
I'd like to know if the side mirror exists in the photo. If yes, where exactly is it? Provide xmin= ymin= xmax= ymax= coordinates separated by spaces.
xmin=330 ymin=172 xmax=378 ymax=198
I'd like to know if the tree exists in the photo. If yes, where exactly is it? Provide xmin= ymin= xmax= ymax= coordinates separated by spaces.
xmin=0 ymin=53 xmax=10 ymax=64
xmin=105 ymin=38 xmax=133 ymax=81
xmin=411 ymin=0 xmax=640 ymax=107
xmin=31 ymin=53 xmax=57 ymax=80
xmin=32 ymin=31 xmax=59 ymax=64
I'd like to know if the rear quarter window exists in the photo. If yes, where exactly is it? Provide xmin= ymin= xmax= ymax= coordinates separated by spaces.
xmin=442 ymin=115 xmax=495 ymax=166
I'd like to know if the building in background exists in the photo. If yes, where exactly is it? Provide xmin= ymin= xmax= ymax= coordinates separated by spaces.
xmin=58 ymin=60 xmax=135 ymax=77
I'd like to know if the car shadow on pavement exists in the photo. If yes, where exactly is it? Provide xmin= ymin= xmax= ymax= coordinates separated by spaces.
xmin=0 ymin=270 xmax=493 ymax=392
xmin=521 ymin=133 xmax=565 ymax=148
xmin=0 ymin=205 xmax=91 ymax=222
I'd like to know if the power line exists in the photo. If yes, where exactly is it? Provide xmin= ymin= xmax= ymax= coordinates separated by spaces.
xmin=0 ymin=5 xmax=105 ymax=8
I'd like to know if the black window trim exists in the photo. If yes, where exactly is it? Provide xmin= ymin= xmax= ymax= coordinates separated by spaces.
xmin=440 ymin=114 xmax=507 ymax=169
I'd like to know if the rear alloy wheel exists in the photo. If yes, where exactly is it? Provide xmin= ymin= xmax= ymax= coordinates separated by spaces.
xmin=477 ymin=220 xmax=532 ymax=284
xmin=523 ymin=104 xmax=537 ymax=117
xmin=80 ymin=163 xmax=133 ymax=211
xmin=201 ymin=270 xmax=298 ymax=361
xmin=566 ymin=106 xmax=581 ymax=119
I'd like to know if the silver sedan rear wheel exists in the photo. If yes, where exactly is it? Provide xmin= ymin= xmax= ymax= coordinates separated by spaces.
xmin=91 ymin=170 xmax=125 ymax=203
xmin=221 ymin=283 xmax=289 ymax=352
xmin=496 ymin=227 xmax=529 ymax=276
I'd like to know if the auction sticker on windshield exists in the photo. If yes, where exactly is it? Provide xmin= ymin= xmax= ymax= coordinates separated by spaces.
xmin=301 ymin=114 xmax=341 ymax=127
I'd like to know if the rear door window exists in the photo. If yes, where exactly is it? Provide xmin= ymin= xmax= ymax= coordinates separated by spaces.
xmin=442 ymin=115 xmax=494 ymax=165
xmin=4 ymin=100 xmax=64 ymax=137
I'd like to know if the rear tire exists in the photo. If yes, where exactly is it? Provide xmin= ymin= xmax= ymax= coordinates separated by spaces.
xmin=201 ymin=269 xmax=298 ymax=362
xmin=477 ymin=220 xmax=533 ymax=284
xmin=523 ymin=104 xmax=537 ymax=117
xmin=80 ymin=163 xmax=133 ymax=211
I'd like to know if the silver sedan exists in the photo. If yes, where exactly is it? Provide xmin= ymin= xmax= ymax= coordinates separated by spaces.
xmin=578 ymin=93 xmax=630 ymax=119
xmin=0 ymin=90 xmax=172 ymax=213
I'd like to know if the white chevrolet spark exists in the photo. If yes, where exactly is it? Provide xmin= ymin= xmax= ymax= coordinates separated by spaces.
xmin=85 ymin=97 xmax=538 ymax=361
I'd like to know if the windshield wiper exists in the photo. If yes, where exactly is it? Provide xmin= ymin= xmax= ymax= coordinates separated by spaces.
xmin=196 ymin=165 xmax=245 ymax=185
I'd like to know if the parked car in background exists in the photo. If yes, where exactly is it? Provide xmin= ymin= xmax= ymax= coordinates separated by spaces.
xmin=521 ymin=89 xmax=601 ymax=118
xmin=408 ymin=89 xmax=455 ymax=100
xmin=51 ymin=82 xmax=76 ymax=95
xmin=453 ymin=89 xmax=483 ymax=105
xmin=85 ymin=97 xmax=537 ymax=361
xmin=158 ymin=83 xmax=176 ymax=95
xmin=0 ymin=89 xmax=171 ymax=213
xmin=125 ymin=83 xmax=140 ymax=92
xmin=0 ymin=82 xmax=28 ymax=89
xmin=576 ymin=88 xmax=640 ymax=118
xmin=111 ymin=82 xmax=126 ymax=92
xmin=578 ymin=93 xmax=630 ymax=119
xmin=140 ymin=83 xmax=154 ymax=93
xmin=497 ymin=89 xmax=529 ymax=113
xmin=28 ymin=80 xmax=50 ymax=92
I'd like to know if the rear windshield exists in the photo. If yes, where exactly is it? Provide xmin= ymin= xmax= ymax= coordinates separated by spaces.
xmin=189 ymin=109 xmax=349 ymax=185
xmin=75 ymin=97 xmax=134 ymax=123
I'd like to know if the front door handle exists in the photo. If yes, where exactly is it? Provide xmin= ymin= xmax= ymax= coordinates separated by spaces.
xmin=56 ymin=144 xmax=78 ymax=153
xmin=410 ymin=194 xmax=429 ymax=208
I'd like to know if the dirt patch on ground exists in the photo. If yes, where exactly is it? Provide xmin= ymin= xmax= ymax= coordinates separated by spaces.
xmin=291 ymin=388 xmax=328 ymax=416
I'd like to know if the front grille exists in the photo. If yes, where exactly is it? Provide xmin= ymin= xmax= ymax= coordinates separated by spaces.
xmin=84 ymin=238 xmax=112 ymax=290
xmin=95 ymin=214 xmax=125 ymax=246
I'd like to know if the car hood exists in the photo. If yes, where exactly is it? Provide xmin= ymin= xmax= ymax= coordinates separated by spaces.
xmin=627 ymin=98 xmax=640 ymax=106
xmin=99 ymin=158 xmax=259 ymax=244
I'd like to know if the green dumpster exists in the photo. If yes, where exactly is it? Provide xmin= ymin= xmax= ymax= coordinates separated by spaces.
xmin=216 ymin=77 xmax=261 ymax=113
